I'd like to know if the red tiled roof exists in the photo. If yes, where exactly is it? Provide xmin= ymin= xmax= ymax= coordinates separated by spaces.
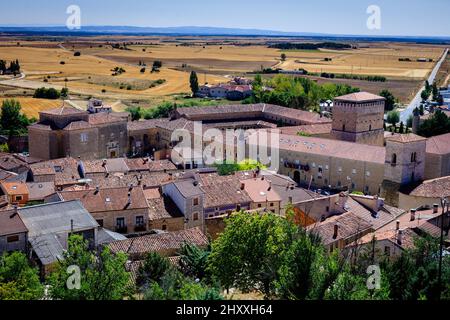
xmin=335 ymin=92 xmax=385 ymax=102
xmin=276 ymin=134 xmax=386 ymax=164
xmin=0 ymin=209 xmax=28 ymax=236
xmin=426 ymin=133 xmax=450 ymax=155
xmin=408 ymin=176 xmax=450 ymax=198
xmin=386 ymin=133 xmax=427 ymax=144
xmin=59 ymin=186 xmax=149 ymax=212
xmin=108 ymin=227 xmax=208 ymax=257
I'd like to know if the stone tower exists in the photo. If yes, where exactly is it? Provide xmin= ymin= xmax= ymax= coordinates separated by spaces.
xmin=331 ymin=92 xmax=385 ymax=146
xmin=381 ymin=133 xmax=427 ymax=206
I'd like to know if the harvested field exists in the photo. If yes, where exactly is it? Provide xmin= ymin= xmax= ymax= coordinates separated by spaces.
xmin=0 ymin=97 xmax=62 ymax=118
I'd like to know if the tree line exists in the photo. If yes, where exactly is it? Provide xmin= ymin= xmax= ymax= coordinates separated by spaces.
xmin=0 ymin=59 xmax=20 ymax=75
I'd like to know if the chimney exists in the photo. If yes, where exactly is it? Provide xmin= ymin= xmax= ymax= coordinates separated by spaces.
xmin=240 ymin=183 xmax=245 ymax=190
xmin=433 ymin=204 xmax=439 ymax=214
xmin=102 ymin=159 xmax=107 ymax=167
xmin=267 ymin=181 xmax=272 ymax=191
xmin=9 ymin=205 xmax=18 ymax=219
xmin=95 ymin=186 xmax=100 ymax=194
xmin=333 ymin=223 xmax=339 ymax=239
xmin=397 ymin=230 xmax=403 ymax=246
xmin=396 ymin=220 xmax=400 ymax=231
xmin=410 ymin=209 xmax=416 ymax=222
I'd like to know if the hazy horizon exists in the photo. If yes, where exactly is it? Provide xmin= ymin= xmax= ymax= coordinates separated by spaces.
xmin=2 ymin=0 xmax=450 ymax=37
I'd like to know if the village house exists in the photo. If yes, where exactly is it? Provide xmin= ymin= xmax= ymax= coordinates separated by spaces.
xmin=0 ymin=181 xmax=29 ymax=206
xmin=144 ymin=187 xmax=185 ymax=231
xmin=240 ymin=176 xmax=282 ymax=215
xmin=349 ymin=205 xmax=450 ymax=261
xmin=18 ymin=200 xmax=99 ymax=275
xmin=0 ymin=208 xmax=28 ymax=256
xmin=56 ymin=186 xmax=151 ymax=235
xmin=398 ymin=176 xmax=450 ymax=210
xmin=28 ymin=105 xmax=129 ymax=160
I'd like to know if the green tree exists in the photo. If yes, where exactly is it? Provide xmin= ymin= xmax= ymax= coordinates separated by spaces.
xmin=137 ymin=252 xmax=171 ymax=287
xmin=1 ymin=99 xmax=22 ymax=137
xmin=179 ymin=243 xmax=211 ymax=280
xmin=399 ymin=121 xmax=404 ymax=134
xmin=281 ymin=53 xmax=287 ymax=61
xmin=386 ymin=110 xmax=400 ymax=126
xmin=379 ymin=89 xmax=396 ymax=112
xmin=143 ymin=268 xmax=222 ymax=300
xmin=421 ymin=90 xmax=430 ymax=101
xmin=418 ymin=110 xmax=450 ymax=137
xmin=0 ymin=252 xmax=44 ymax=300
xmin=47 ymin=235 xmax=131 ymax=300
xmin=61 ymin=87 xmax=69 ymax=98
xmin=207 ymin=212 xmax=291 ymax=298
xmin=190 ymin=71 xmax=199 ymax=95
xmin=126 ymin=106 xmax=142 ymax=121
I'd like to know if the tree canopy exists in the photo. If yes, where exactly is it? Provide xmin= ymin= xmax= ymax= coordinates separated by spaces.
xmin=47 ymin=235 xmax=132 ymax=300
xmin=0 ymin=252 xmax=44 ymax=300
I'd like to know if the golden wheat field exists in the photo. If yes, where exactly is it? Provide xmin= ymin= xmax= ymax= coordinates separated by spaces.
xmin=0 ymin=97 xmax=62 ymax=118
xmin=0 ymin=38 xmax=447 ymax=106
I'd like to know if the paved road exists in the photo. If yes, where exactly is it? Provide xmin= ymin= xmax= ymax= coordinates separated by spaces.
xmin=399 ymin=48 xmax=449 ymax=123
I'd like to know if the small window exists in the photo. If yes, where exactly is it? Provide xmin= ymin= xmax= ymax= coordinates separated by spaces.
xmin=7 ymin=235 xmax=19 ymax=243
xmin=96 ymin=219 xmax=104 ymax=227
xmin=193 ymin=198 xmax=199 ymax=206
xmin=162 ymin=225 xmax=167 ymax=231
xmin=193 ymin=212 xmax=199 ymax=221
xmin=384 ymin=246 xmax=391 ymax=256
xmin=270 ymin=203 xmax=274 ymax=207
xmin=326 ymin=206 xmax=330 ymax=212
xmin=116 ymin=217 xmax=125 ymax=228
xmin=14 ymin=195 xmax=23 ymax=202
xmin=258 ymin=204 xmax=262 ymax=208
xmin=80 ymin=133 xmax=88 ymax=143
xmin=391 ymin=153 xmax=397 ymax=166
xmin=136 ymin=216 xmax=145 ymax=226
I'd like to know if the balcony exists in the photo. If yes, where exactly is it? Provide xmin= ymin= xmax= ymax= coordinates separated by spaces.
xmin=115 ymin=226 xmax=128 ymax=234
xmin=134 ymin=224 xmax=147 ymax=232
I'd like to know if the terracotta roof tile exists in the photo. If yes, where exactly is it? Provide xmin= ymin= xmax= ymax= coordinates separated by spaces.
xmin=108 ymin=227 xmax=208 ymax=258
xmin=59 ymin=186 xmax=149 ymax=212
xmin=335 ymin=92 xmax=385 ymax=102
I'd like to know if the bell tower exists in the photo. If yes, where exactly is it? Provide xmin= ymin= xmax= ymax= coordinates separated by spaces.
xmin=381 ymin=133 xmax=427 ymax=206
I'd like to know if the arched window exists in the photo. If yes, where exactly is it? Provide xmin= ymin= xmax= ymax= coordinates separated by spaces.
xmin=391 ymin=153 xmax=397 ymax=166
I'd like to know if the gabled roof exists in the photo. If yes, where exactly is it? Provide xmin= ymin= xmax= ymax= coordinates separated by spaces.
xmin=41 ymin=105 xmax=87 ymax=116
xmin=18 ymin=200 xmax=98 ymax=238
xmin=308 ymin=211 xmax=372 ymax=246
xmin=0 ymin=209 xmax=28 ymax=236
xmin=107 ymin=227 xmax=208 ymax=257
xmin=1 ymin=181 xmax=29 ymax=195
xmin=426 ymin=133 xmax=450 ymax=155
xmin=58 ymin=186 xmax=149 ymax=212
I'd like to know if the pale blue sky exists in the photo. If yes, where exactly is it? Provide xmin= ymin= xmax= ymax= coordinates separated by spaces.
xmin=2 ymin=0 xmax=449 ymax=37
